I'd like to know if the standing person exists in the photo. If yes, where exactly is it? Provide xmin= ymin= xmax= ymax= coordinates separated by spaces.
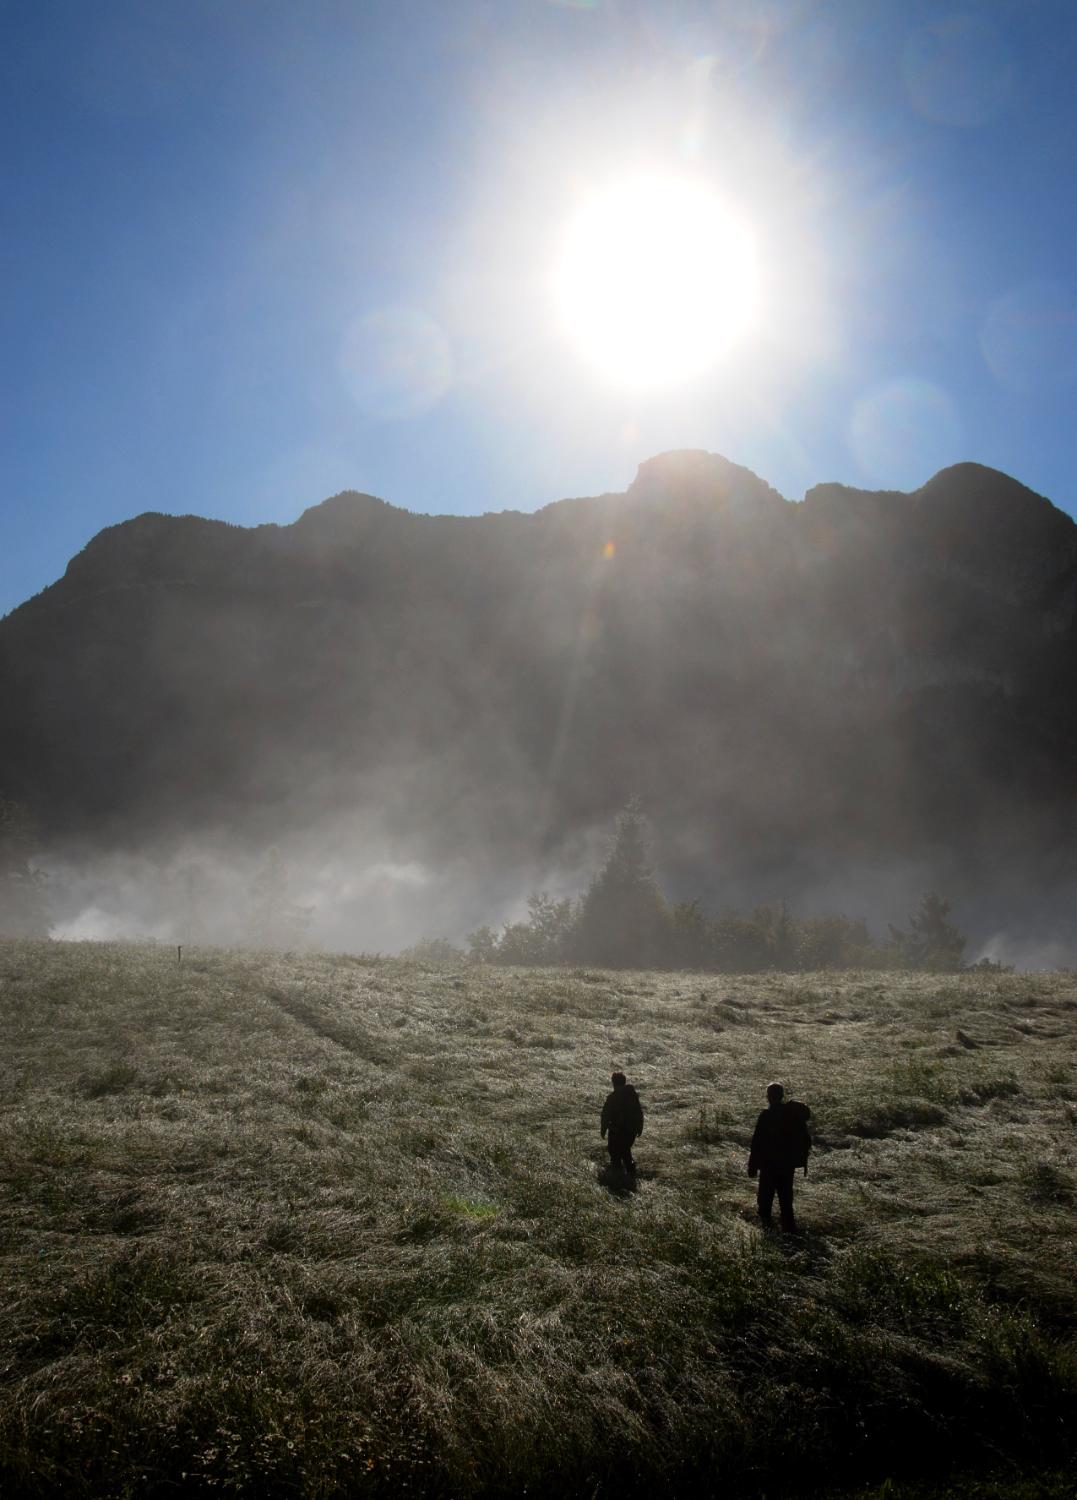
xmin=601 ymin=1071 xmax=644 ymax=1177
xmin=747 ymin=1081 xmax=811 ymax=1232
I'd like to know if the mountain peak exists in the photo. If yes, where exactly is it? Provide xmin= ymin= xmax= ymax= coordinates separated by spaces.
xmin=290 ymin=490 xmax=399 ymax=530
xmin=275 ymin=489 xmax=407 ymax=562
xmin=629 ymin=449 xmax=788 ymax=515
xmin=913 ymin=461 xmax=1066 ymax=524
xmin=59 ymin=510 xmax=244 ymax=596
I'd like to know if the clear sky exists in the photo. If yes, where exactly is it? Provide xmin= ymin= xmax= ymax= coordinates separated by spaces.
xmin=3 ymin=0 xmax=1075 ymax=618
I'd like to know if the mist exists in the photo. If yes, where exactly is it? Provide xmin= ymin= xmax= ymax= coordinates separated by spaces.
xmin=3 ymin=451 xmax=1076 ymax=970
xmin=37 ymin=812 xmax=1077 ymax=971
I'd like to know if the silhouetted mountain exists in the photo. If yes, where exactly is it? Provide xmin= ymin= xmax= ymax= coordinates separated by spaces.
xmin=3 ymin=451 xmax=1076 ymax=944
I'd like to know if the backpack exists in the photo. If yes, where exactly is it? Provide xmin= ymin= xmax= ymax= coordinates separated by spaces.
xmin=782 ymin=1100 xmax=812 ymax=1173
xmin=614 ymin=1085 xmax=644 ymax=1135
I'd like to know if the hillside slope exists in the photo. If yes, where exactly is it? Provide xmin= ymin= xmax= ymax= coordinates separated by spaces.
xmin=2 ymin=451 xmax=1076 ymax=935
xmin=0 ymin=942 xmax=1074 ymax=1496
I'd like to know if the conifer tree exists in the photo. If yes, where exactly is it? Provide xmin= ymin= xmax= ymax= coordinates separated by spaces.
xmin=889 ymin=891 xmax=966 ymax=971
xmin=573 ymin=798 xmax=670 ymax=967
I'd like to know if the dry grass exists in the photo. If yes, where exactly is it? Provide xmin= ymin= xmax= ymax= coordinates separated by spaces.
xmin=0 ymin=942 xmax=1074 ymax=1497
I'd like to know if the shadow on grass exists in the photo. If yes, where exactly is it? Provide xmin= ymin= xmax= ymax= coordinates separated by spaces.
xmin=735 ymin=1204 xmax=835 ymax=1260
xmin=596 ymin=1164 xmax=641 ymax=1196
xmin=770 ymin=1227 xmax=835 ymax=1271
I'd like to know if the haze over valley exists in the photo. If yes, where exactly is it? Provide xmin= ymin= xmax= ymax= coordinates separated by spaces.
xmin=3 ymin=450 xmax=1075 ymax=965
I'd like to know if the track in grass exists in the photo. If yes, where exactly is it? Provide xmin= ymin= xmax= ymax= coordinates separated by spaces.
xmin=1 ymin=942 xmax=1074 ymax=1496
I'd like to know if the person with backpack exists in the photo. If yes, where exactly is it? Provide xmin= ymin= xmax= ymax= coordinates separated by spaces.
xmin=601 ymin=1072 xmax=644 ymax=1177
xmin=747 ymin=1081 xmax=811 ymax=1232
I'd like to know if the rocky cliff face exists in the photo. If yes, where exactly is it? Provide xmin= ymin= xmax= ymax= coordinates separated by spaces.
xmin=2 ymin=451 xmax=1075 ymax=932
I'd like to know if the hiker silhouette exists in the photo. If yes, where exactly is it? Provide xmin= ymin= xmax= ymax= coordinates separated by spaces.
xmin=747 ymin=1081 xmax=811 ymax=1232
xmin=601 ymin=1071 xmax=644 ymax=1177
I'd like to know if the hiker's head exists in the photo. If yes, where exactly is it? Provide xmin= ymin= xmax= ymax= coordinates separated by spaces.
xmin=611 ymin=1071 xmax=627 ymax=1089
xmin=766 ymin=1081 xmax=784 ymax=1105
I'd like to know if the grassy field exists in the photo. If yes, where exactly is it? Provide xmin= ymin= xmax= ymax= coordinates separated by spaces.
xmin=0 ymin=941 xmax=1074 ymax=1498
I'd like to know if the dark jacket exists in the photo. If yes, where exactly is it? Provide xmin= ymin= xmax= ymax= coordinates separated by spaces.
xmin=601 ymin=1085 xmax=644 ymax=1138
xmin=748 ymin=1100 xmax=812 ymax=1174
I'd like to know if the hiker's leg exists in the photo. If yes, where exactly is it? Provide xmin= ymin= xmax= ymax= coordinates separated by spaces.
xmin=625 ymin=1133 xmax=637 ymax=1175
xmin=757 ymin=1169 xmax=776 ymax=1224
xmin=776 ymin=1168 xmax=797 ymax=1231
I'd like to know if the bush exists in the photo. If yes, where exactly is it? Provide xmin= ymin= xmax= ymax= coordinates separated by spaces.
xmin=402 ymin=936 xmax=465 ymax=963
xmin=497 ymin=893 xmax=577 ymax=965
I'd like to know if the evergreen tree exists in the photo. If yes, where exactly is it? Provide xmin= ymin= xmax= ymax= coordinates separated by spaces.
xmin=889 ymin=891 xmax=966 ymax=971
xmin=0 ymin=799 xmax=51 ymax=939
xmin=572 ymin=799 xmax=671 ymax=967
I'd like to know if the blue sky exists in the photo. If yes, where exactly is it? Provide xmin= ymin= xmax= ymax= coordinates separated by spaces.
xmin=3 ymin=0 xmax=1075 ymax=617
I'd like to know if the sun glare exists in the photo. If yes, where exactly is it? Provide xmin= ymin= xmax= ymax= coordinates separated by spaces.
xmin=553 ymin=173 xmax=760 ymax=390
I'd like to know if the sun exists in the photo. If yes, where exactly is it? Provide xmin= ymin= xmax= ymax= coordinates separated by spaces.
xmin=552 ymin=172 xmax=760 ymax=391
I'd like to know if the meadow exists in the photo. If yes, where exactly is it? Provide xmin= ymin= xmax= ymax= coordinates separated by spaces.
xmin=0 ymin=941 xmax=1074 ymax=1497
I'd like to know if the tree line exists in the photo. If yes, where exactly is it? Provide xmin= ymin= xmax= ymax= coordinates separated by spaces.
xmin=2 ymin=793 xmax=973 ymax=971
xmin=454 ymin=800 xmax=973 ymax=973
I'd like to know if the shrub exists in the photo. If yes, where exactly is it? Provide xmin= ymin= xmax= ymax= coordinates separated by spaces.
xmin=402 ymin=935 xmax=465 ymax=963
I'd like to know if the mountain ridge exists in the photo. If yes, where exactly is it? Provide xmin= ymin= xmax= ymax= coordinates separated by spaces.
xmin=3 ymin=452 xmax=1076 ymax=954
xmin=17 ymin=452 xmax=1073 ymax=622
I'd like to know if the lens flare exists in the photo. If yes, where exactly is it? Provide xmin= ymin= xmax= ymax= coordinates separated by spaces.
xmin=338 ymin=306 xmax=453 ymax=421
xmin=902 ymin=14 xmax=1015 ymax=129
xmin=980 ymin=280 xmax=1077 ymax=393
xmin=849 ymin=378 xmax=961 ymax=489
